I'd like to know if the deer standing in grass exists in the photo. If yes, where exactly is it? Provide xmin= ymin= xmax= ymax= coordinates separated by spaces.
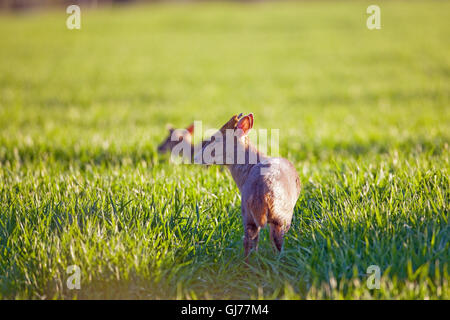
xmin=194 ymin=113 xmax=301 ymax=259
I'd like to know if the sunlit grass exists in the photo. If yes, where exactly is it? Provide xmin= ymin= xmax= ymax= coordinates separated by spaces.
xmin=0 ymin=1 xmax=449 ymax=299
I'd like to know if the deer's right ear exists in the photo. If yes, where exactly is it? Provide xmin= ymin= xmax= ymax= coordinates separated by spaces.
xmin=236 ymin=113 xmax=254 ymax=136
xmin=166 ymin=124 xmax=174 ymax=131
xmin=186 ymin=123 xmax=194 ymax=134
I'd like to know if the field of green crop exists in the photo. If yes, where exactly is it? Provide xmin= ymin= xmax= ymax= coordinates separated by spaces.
xmin=0 ymin=0 xmax=449 ymax=299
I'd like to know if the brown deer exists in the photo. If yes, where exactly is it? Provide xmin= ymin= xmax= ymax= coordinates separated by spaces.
xmin=194 ymin=113 xmax=301 ymax=259
xmin=157 ymin=123 xmax=195 ymax=161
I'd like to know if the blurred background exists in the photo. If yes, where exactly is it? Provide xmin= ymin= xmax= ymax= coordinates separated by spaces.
xmin=1 ymin=0 xmax=151 ymax=11
xmin=1 ymin=0 xmax=448 ymax=160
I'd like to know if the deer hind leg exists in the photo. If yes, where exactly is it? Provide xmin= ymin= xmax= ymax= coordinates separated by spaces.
xmin=269 ymin=222 xmax=285 ymax=253
xmin=243 ymin=222 xmax=260 ymax=258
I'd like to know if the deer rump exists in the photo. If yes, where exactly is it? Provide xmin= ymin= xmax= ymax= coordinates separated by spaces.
xmin=240 ymin=157 xmax=301 ymax=231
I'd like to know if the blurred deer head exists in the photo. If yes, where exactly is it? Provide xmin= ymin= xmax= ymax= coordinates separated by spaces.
xmin=157 ymin=123 xmax=194 ymax=154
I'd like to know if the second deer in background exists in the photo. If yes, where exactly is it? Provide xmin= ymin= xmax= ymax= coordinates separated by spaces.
xmin=157 ymin=123 xmax=195 ymax=161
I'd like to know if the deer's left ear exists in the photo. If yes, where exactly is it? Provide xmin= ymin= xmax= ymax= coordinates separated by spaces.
xmin=236 ymin=113 xmax=254 ymax=136
xmin=186 ymin=123 xmax=194 ymax=134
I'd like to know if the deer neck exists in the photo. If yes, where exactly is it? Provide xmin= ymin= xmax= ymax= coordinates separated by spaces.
xmin=227 ymin=138 xmax=265 ymax=190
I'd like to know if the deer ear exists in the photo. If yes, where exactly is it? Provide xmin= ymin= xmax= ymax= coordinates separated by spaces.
xmin=236 ymin=113 xmax=254 ymax=136
xmin=186 ymin=123 xmax=194 ymax=134
xmin=166 ymin=123 xmax=174 ymax=131
xmin=248 ymin=113 xmax=253 ymax=129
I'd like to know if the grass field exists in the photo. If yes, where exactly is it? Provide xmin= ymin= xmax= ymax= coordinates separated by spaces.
xmin=0 ymin=0 xmax=449 ymax=299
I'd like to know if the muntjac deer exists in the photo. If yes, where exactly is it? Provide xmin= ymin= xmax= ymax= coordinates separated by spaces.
xmin=194 ymin=113 xmax=301 ymax=259
xmin=157 ymin=123 xmax=195 ymax=160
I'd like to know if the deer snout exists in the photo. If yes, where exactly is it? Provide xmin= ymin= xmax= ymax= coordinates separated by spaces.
xmin=157 ymin=144 xmax=167 ymax=154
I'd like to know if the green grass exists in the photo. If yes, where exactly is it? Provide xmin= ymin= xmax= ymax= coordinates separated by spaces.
xmin=0 ymin=0 xmax=449 ymax=299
